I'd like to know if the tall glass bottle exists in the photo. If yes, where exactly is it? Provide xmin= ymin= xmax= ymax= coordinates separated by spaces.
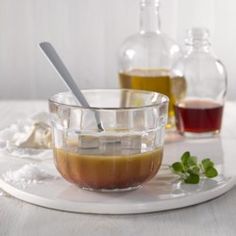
xmin=118 ymin=0 xmax=181 ymax=127
xmin=172 ymin=28 xmax=227 ymax=137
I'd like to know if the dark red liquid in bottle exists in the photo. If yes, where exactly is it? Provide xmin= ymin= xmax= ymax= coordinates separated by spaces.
xmin=174 ymin=99 xmax=223 ymax=133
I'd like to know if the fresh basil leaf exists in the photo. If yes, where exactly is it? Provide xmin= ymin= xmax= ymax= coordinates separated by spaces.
xmin=202 ymin=158 xmax=214 ymax=170
xmin=191 ymin=166 xmax=200 ymax=175
xmin=181 ymin=151 xmax=191 ymax=166
xmin=184 ymin=173 xmax=200 ymax=184
xmin=171 ymin=162 xmax=183 ymax=172
xmin=187 ymin=156 xmax=197 ymax=167
xmin=205 ymin=167 xmax=218 ymax=178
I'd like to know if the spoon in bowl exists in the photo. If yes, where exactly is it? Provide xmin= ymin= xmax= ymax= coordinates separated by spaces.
xmin=39 ymin=42 xmax=104 ymax=132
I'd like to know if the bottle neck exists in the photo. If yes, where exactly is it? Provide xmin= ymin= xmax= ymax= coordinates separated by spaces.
xmin=186 ymin=40 xmax=211 ymax=53
xmin=139 ymin=0 xmax=160 ymax=34
xmin=185 ymin=28 xmax=211 ymax=53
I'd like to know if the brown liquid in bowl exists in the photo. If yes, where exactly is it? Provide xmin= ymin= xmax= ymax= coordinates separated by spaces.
xmin=53 ymin=148 xmax=163 ymax=190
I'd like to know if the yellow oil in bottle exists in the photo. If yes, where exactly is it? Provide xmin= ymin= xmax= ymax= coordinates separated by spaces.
xmin=119 ymin=69 xmax=180 ymax=128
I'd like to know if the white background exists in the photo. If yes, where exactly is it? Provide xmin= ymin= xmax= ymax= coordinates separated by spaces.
xmin=0 ymin=0 xmax=235 ymax=99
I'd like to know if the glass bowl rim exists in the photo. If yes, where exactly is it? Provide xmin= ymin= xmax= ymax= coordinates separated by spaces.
xmin=48 ymin=89 xmax=169 ymax=111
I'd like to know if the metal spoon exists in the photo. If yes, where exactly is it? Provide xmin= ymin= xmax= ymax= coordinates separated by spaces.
xmin=39 ymin=42 xmax=104 ymax=132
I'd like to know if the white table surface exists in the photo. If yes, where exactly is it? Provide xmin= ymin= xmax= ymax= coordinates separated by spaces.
xmin=0 ymin=100 xmax=236 ymax=236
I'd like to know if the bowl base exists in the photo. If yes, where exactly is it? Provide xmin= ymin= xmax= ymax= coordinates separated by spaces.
xmin=79 ymin=185 xmax=142 ymax=193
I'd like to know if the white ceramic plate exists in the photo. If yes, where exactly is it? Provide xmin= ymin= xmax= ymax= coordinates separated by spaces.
xmin=0 ymin=136 xmax=235 ymax=214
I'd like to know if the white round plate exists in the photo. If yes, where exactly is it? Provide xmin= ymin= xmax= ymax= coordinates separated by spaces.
xmin=0 ymin=137 xmax=235 ymax=214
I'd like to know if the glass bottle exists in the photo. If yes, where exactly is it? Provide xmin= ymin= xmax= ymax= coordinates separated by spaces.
xmin=172 ymin=28 xmax=227 ymax=137
xmin=118 ymin=0 xmax=181 ymax=128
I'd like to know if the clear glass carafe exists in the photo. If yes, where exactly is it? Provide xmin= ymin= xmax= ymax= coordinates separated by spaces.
xmin=118 ymin=0 xmax=181 ymax=128
xmin=172 ymin=28 xmax=227 ymax=137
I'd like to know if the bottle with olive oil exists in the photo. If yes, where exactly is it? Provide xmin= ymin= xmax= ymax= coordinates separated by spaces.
xmin=118 ymin=0 xmax=184 ymax=127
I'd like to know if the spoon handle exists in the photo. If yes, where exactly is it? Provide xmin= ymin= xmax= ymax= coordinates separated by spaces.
xmin=39 ymin=42 xmax=104 ymax=131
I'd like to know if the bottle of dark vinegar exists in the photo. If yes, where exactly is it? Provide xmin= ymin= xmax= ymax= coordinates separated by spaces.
xmin=118 ymin=0 xmax=183 ymax=128
xmin=172 ymin=28 xmax=227 ymax=137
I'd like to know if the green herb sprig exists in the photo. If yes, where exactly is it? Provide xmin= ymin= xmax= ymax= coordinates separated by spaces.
xmin=170 ymin=151 xmax=218 ymax=184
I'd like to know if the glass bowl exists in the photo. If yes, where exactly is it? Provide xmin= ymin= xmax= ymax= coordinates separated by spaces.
xmin=49 ymin=89 xmax=169 ymax=192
